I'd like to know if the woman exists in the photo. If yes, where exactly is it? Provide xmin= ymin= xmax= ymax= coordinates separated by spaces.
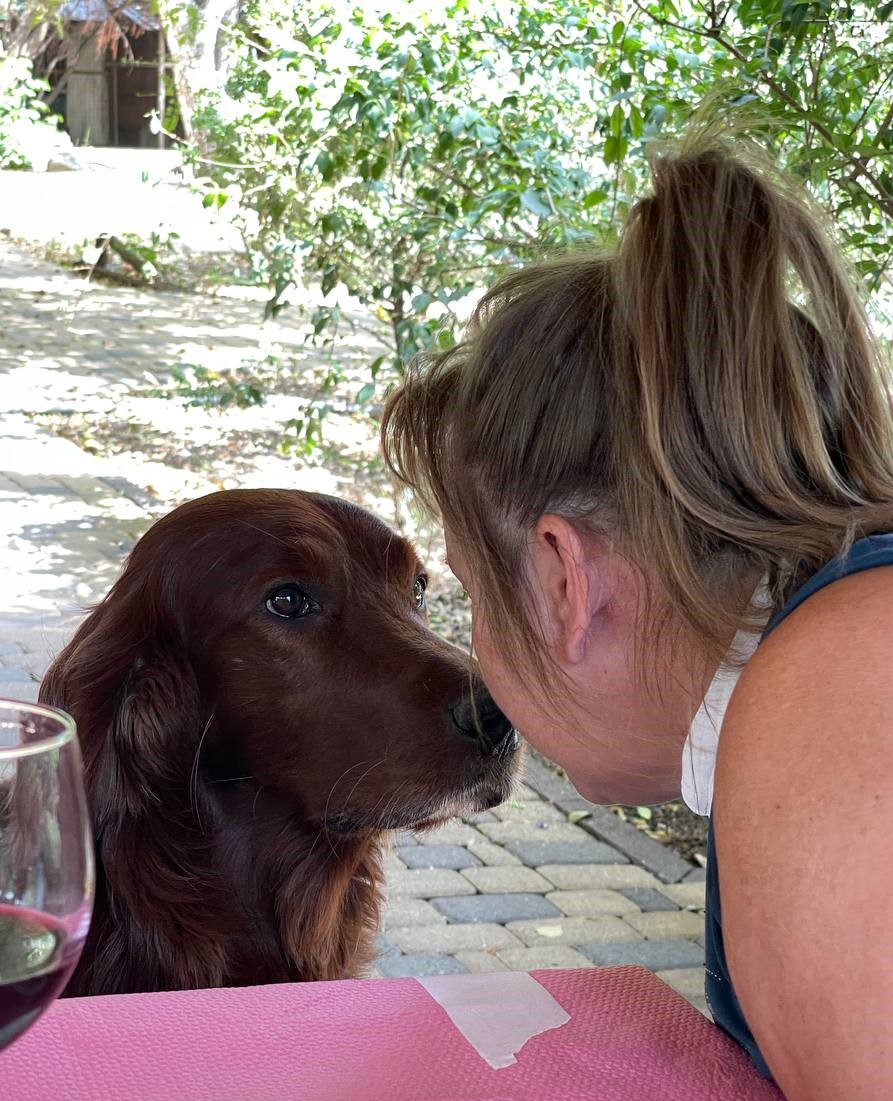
xmin=381 ymin=133 xmax=893 ymax=1100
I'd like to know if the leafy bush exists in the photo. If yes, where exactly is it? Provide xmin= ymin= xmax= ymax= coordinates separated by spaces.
xmin=180 ymin=0 xmax=893 ymax=388
xmin=0 ymin=53 xmax=59 ymax=169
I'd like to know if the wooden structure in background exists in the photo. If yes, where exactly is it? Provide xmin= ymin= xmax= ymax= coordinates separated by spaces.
xmin=42 ymin=2 xmax=182 ymax=148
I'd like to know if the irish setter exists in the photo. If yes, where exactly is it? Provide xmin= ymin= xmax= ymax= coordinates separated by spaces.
xmin=40 ymin=489 xmax=520 ymax=996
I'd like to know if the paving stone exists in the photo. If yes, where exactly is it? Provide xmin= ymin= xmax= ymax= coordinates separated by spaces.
xmin=0 ymin=642 xmax=23 ymax=657
xmin=98 ymin=476 xmax=160 ymax=514
xmin=388 ymin=923 xmax=522 ymax=954
xmin=432 ymin=893 xmax=562 ymax=925
xmin=453 ymin=950 xmax=510 ymax=974
xmin=498 ymin=946 xmax=595 ymax=971
xmin=3 ymin=472 xmax=81 ymax=499
xmin=465 ymin=838 xmax=522 ymax=866
xmin=375 ymin=933 xmax=401 ymax=959
xmin=658 ymin=882 xmax=707 ymax=910
xmin=0 ymin=681 xmax=38 ymax=702
xmin=506 ymin=916 xmax=641 ymax=948
xmin=381 ymin=852 xmax=407 ymax=876
xmin=417 ymin=822 xmax=484 ymax=847
xmin=490 ymin=799 xmax=566 ymax=824
xmin=536 ymin=864 xmax=661 ymax=890
xmin=0 ymin=666 xmax=36 ymax=683
xmin=554 ymin=796 xmax=596 ymax=816
xmin=376 ymin=953 xmax=467 ymax=978
xmin=622 ymin=910 xmax=705 ymax=940
xmin=546 ymin=889 xmax=641 ymax=917
xmin=0 ymin=628 xmax=70 ymax=654
xmin=619 ymin=887 xmax=680 ymax=912
xmin=477 ymin=820 xmax=589 ymax=844
xmin=578 ymin=807 xmax=693 ymax=884
xmin=579 ymin=938 xmax=705 ymax=971
xmin=464 ymin=811 xmax=497 ymax=824
xmin=521 ymin=755 xmax=578 ymax=803
xmin=684 ymin=866 xmax=708 ymax=882
xmin=385 ymin=868 xmax=476 ymax=899
xmin=398 ymin=845 xmax=481 ymax=870
xmin=460 ymin=866 xmax=551 ymax=894
xmin=655 ymin=967 xmax=706 ymax=1001
xmin=381 ymin=898 xmax=447 ymax=931
xmin=506 ymin=839 xmax=627 ymax=867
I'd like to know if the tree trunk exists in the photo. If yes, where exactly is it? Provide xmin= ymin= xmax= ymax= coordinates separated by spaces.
xmin=157 ymin=0 xmax=241 ymax=145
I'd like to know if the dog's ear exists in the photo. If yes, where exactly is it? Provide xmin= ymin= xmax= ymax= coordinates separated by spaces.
xmin=42 ymin=604 xmax=231 ymax=993
xmin=41 ymin=589 xmax=204 ymax=827
xmin=93 ymin=646 xmax=204 ymax=825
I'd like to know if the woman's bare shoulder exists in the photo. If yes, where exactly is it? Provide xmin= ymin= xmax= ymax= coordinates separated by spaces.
xmin=712 ymin=565 xmax=893 ymax=1100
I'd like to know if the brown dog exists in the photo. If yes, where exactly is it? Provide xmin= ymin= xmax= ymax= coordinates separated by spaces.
xmin=40 ymin=490 xmax=520 ymax=995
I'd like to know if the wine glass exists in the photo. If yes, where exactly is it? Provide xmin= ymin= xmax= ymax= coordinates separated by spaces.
xmin=0 ymin=699 xmax=93 ymax=1051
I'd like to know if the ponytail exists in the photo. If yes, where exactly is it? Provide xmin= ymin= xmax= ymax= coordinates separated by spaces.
xmin=383 ymin=132 xmax=893 ymax=677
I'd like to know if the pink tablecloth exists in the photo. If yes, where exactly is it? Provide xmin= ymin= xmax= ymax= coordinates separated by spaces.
xmin=3 ymin=966 xmax=783 ymax=1100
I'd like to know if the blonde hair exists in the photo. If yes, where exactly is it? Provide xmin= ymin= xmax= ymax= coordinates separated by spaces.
xmin=381 ymin=133 xmax=893 ymax=683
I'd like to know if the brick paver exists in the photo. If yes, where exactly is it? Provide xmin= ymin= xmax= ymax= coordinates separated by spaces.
xmin=497 ymin=946 xmax=594 ymax=971
xmin=619 ymin=887 xmax=681 ymax=912
xmin=432 ymin=893 xmax=562 ymax=925
xmin=380 ymin=898 xmax=446 ymax=930
xmin=398 ymin=844 xmax=481 ymax=870
xmin=385 ymin=868 xmax=477 ymax=899
xmin=0 ymin=241 xmax=708 ymax=1010
xmin=459 ymin=866 xmax=552 ymax=894
xmin=579 ymin=939 xmax=705 ymax=971
xmin=506 ymin=916 xmax=642 ymax=948
xmin=545 ymin=889 xmax=642 ymax=917
xmin=376 ymin=953 xmax=467 ymax=978
xmin=388 ymin=923 xmax=522 ymax=954
xmin=622 ymin=910 xmax=706 ymax=940
xmin=505 ymin=838 xmax=628 ymax=867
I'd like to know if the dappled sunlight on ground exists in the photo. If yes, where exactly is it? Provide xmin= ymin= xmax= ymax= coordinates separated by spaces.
xmin=0 ymin=238 xmax=468 ymax=644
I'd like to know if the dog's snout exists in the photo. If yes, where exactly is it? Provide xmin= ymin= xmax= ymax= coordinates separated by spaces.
xmin=449 ymin=686 xmax=519 ymax=759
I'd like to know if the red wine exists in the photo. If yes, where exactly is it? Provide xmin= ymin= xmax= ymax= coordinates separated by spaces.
xmin=0 ymin=905 xmax=84 ymax=1050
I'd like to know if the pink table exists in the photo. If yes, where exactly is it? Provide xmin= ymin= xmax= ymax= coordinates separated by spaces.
xmin=3 ymin=967 xmax=783 ymax=1100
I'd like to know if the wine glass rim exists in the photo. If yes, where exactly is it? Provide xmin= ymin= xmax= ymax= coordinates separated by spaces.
xmin=0 ymin=698 xmax=76 ymax=759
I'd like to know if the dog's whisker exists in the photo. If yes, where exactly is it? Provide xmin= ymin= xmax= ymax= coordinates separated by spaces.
xmin=251 ymin=784 xmax=265 ymax=819
xmin=340 ymin=757 xmax=388 ymax=815
xmin=190 ymin=711 xmax=215 ymax=832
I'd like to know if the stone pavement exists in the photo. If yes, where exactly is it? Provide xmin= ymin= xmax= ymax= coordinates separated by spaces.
xmin=0 ymin=244 xmax=709 ymax=1015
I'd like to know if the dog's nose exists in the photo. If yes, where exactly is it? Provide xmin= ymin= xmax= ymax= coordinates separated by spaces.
xmin=449 ymin=686 xmax=519 ymax=759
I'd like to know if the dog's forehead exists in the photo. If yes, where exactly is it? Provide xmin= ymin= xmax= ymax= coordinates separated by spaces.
xmin=156 ymin=489 xmax=422 ymax=582
xmin=306 ymin=493 xmax=421 ymax=576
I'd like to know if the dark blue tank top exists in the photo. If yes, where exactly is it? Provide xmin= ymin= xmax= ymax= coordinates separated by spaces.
xmin=705 ymin=533 xmax=893 ymax=1078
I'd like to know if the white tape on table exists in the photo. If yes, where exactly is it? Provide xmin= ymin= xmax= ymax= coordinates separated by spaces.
xmin=418 ymin=972 xmax=571 ymax=1070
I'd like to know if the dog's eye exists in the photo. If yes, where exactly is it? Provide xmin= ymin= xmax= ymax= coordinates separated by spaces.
xmin=414 ymin=576 xmax=427 ymax=611
xmin=265 ymin=586 xmax=315 ymax=619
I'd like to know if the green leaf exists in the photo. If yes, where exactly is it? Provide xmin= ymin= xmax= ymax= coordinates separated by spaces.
xmin=603 ymin=133 xmax=628 ymax=165
xmin=476 ymin=123 xmax=499 ymax=145
xmin=582 ymin=188 xmax=606 ymax=208
xmin=568 ymin=810 xmax=592 ymax=824
xmin=356 ymin=381 xmax=376 ymax=403
xmin=635 ymin=806 xmax=653 ymax=821
xmin=520 ymin=188 xmax=551 ymax=217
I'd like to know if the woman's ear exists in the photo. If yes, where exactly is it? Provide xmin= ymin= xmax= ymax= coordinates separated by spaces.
xmin=529 ymin=515 xmax=609 ymax=665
